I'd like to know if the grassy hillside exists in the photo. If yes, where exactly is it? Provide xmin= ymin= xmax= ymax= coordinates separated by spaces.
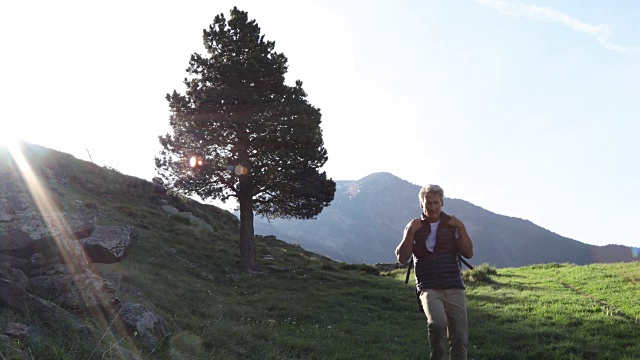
xmin=1 ymin=144 xmax=639 ymax=359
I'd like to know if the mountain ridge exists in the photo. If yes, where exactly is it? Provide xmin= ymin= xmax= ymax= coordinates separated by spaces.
xmin=253 ymin=172 xmax=636 ymax=267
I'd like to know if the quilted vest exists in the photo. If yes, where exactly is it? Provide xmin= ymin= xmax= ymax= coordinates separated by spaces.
xmin=413 ymin=212 xmax=465 ymax=290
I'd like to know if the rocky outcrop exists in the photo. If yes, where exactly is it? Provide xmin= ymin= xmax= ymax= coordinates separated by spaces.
xmin=80 ymin=226 xmax=138 ymax=264
xmin=0 ymin=210 xmax=122 ymax=316
xmin=0 ymin=144 xmax=183 ymax=357
xmin=0 ymin=193 xmax=167 ymax=352
xmin=0 ymin=211 xmax=95 ymax=259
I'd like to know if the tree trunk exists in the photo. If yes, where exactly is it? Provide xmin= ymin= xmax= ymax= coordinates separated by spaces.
xmin=238 ymin=174 xmax=258 ymax=272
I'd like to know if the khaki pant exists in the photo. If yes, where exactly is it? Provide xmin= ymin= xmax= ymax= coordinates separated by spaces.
xmin=419 ymin=288 xmax=468 ymax=360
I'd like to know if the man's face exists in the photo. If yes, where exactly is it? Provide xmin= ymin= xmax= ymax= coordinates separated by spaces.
xmin=421 ymin=193 xmax=442 ymax=220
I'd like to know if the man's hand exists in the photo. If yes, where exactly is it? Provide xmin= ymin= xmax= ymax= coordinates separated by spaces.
xmin=448 ymin=215 xmax=474 ymax=259
xmin=408 ymin=218 xmax=424 ymax=232
xmin=395 ymin=218 xmax=424 ymax=264
xmin=447 ymin=215 xmax=465 ymax=230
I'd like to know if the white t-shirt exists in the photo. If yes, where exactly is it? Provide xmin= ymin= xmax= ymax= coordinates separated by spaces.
xmin=426 ymin=220 xmax=439 ymax=252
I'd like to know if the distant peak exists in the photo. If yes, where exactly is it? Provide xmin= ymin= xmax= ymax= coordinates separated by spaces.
xmin=358 ymin=172 xmax=401 ymax=182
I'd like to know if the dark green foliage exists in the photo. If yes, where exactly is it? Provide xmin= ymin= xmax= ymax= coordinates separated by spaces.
xmin=321 ymin=263 xmax=338 ymax=271
xmin=156 ymin=7 xmax=335 ymax=271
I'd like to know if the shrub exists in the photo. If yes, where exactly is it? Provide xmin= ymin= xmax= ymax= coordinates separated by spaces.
xmin=340 ymin=263 xmax=380 ymax=276
xmin=321 ymin=264 xmax=338 ymax=272
xmin=529 ymin=262 xmax=567 ymax=269
xmin=463 ymin=263 xmax=497 ymax=284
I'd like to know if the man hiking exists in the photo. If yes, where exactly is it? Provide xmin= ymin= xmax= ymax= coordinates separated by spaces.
xmin=396 ymin=184 xmax=474 ymax=360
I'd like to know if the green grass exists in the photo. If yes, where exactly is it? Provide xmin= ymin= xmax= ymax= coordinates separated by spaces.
xmin=2 ymin=144 xmax=640 ymax=359
xmin=463 ymin=263 xmax=640 ymax=360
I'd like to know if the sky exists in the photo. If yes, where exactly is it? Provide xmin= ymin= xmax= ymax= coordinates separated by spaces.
xmin=2 ymin=0 xmax=639 ymax=249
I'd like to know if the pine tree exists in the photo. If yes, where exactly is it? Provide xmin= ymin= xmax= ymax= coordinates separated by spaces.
xmin=156 ymin=7 xmax=336 ymax=272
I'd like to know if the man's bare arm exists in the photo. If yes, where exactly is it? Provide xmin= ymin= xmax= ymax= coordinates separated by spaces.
xmin=396 ymin=219 xmax=422 ymax=264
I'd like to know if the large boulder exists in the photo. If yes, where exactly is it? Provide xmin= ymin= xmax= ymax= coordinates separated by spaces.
xmin=80 ymin=226 xmax=137 ymax=264
xmin=0 ymin=212 xmax=95 ymax=258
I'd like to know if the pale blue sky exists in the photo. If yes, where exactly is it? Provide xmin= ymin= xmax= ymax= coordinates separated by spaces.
xmin=2 ymin=0 xmax=639 ymax=249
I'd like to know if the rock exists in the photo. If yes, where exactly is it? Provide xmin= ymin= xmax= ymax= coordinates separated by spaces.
xmin=0 ymin=279 xmax=85 ymax=329
xmin=30 ymin=253 xmax=46 ymax=267
xmin=0 ymin=255 xmax=31 ymax=271
xmin=161 ymin=205 xmax=179 ymax=215
xmin=4 ymin=323 xmax=29 ymax=338
xmin=101 ymin=271 xmax=123 ymax=290
xmin=54 ymin=236 xmax=91 ymax=271
xmin=18 ymin=212 xmax=95 ymax=242
xmin=1 ymin=193 xmax=33 ymax=213
xmin=53 ymin=264 xmax=73 ymax=274
xmin=175 ymin=212 xmax=214 ymax=232
xmin=28 ymin=272 xmax=117 ymax=314
xmin=152 ymin=183 xmax=167 ymax=195
xmin=120 ymin=303 xmax=170 ymax=349
xmin=0 ymin=213 xmax=12 ymax=222
xmin=13 ymin=269 xmax=29 ymax=289
xmin=0 ymin=212 xmax=95 ymax=257
xmin=80 ymin=226 xmax=137 ymax=264
xmin=0 ymin=263 xmax=28 ymax=290
xmin=27 ymin=265 xmax=54 ymax=277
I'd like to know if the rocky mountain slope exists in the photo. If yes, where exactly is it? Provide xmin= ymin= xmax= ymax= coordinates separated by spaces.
xmin=0 ymin=142 xmax=241 ymax=357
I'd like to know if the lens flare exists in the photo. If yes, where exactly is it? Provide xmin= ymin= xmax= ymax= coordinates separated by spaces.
xmin=234 ymin=165 xmax=248 ymax=176
xmin=189 ymin=156 xmax=203 ymax=168
xmin=633 ymin=247 xmax=639 ymax=258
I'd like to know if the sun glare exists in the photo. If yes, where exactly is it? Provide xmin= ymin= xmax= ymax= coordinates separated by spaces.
xmin=0 ymin=125 xmax=23 ymax=148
